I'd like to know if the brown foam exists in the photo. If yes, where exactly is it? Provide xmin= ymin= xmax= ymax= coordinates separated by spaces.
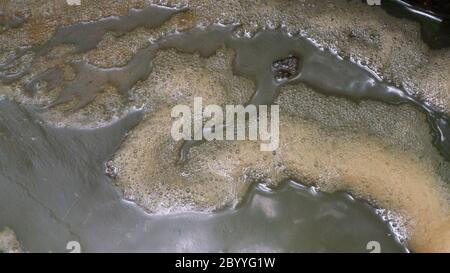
xmin=278 ymin=114 xmax=450 ymax=252
xmin=109 ymin=43 xmax=450 ymax=252
xmin=114 ymin=105 xmax=450 ymax=251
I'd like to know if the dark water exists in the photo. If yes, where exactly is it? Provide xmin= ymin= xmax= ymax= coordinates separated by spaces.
xmin=0 ymin=99 xmax=405 ymax=252
xmin=382 ymin=0 xmax=450 ymax=49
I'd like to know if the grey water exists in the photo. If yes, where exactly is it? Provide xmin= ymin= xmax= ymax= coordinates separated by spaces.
xmin=0 ymin=4 xmax=184 ymax=84
xmin=0 ymin=11 xmax=23 ymax=31
xmin=382 ymin=0 xmax=450 ymax=49
xmin=0 ymin=99 xmax=405 ymax=252
xmin=3 ymin=12 xmax=448 ymax=161
xmin=0 ymin=4 xmax=448 ymax=252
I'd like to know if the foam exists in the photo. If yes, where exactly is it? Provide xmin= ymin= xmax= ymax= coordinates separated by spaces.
xmin=112 ymin=48 xmax=450 ymax=251
xmin=0 ymin=227 xmax=23 ymax=253
xmin=113 ymin=104 xmax=450 ymax=252
xmin=4 ymin=19 xmax=449 ymax=160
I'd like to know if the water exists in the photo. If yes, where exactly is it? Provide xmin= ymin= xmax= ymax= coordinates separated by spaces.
xmin=0 ymin=2 xmax=449 ymax=252
xmin=0 ymin=99 xmax=405 ymax=252
xmin=3 ymin=18 xmax=449 ymax=160
xmin=382 ymin=0 xmax=450 ymax=49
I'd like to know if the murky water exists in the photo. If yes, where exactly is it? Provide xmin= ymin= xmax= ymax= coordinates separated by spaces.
xmin=0 ymin=99 xmax=405 ymax=252
xmin=0 ymin=1 xmax=449 ymax=252
xmin=382 ymin=0 xmax=450 ymax=49
xmin=2 ymin=12 xmax=449 ymax=157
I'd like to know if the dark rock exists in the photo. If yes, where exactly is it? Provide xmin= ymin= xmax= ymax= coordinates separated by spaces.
xmin=272 ymin=55 xmax=300 ymax=81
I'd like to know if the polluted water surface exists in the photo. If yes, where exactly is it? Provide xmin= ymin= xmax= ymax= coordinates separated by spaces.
xmin=0 ymin=1 xmax=449 ymax=252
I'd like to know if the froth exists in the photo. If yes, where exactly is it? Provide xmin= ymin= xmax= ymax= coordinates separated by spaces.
xmin=112 ymin=50 xmax=450 ymax=252
xmin=0 ymin=227 xmax=22 ymax=253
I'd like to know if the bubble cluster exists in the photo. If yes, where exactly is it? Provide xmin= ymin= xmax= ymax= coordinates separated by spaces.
xmin=112 ymin=46 xmax=450 ymax=251
xmin=0 ymin=227 xmax=23 ymax=253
